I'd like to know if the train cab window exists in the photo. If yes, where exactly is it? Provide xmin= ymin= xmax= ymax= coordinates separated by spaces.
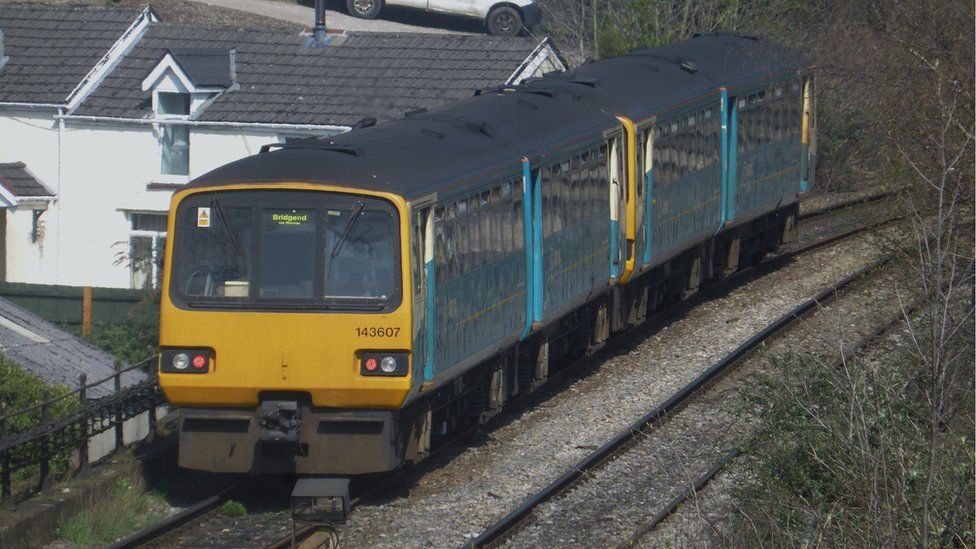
xmin=178 ymin=205 xmax=253 ymax=299
xmin=323 ymin=209 xmax=396 ymax=300
xmin=172 ymin=190 xmax=400 ymax=311
xmin=259 ymin=208 xmax=315 ymax=299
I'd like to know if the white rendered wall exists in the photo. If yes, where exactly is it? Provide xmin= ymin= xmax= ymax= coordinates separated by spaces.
xmin=1 ymin=112 xmax=338 ymax=288
xmin=0 ymin=110 xmax=62 ymax=284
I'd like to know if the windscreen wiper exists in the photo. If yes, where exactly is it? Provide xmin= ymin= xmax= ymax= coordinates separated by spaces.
xmin=211 ymin=193 xmax=245 ymax=257
xmin=330 ymin=200 xmax=365 ymax=258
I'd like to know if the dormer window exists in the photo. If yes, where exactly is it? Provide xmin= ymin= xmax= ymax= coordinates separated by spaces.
xmin=157 ymin=92 xmax=190 ymax=116
xmin=142 ymin=47 xmax=235 ymax=182
xmin=156 ymin=92 xmax=191 ymax=176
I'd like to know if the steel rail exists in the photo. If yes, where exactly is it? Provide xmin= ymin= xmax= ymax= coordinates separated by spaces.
xmin=108 ymin=485 xmax=236 ymax=549
xmin=462 ymin=231 xmax=898 ymax=548
xmin=617 ymin=294 xmax=926 ymax=548
xmin=798 ymin=186 xmax=904 ymax=220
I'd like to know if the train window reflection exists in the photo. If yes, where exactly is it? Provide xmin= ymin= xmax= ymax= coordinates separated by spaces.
xmin=324 ymin=210 xmax=396 ymax=299
xmin=180 ymin=205 xmax=252 ymax=298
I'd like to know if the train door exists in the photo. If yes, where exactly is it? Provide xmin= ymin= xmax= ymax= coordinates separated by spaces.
xmin=608 ymin=135 xmax=626 ymax=281
xmin=641 ymin=126 xmax=654 ymax=265
xmin=412 ymin=205 xmax=435 ymax=381
xmin=802 ymin=75 xmax=816 ymax=192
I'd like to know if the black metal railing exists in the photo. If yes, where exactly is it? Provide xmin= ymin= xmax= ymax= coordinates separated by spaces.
xmin=0 ymin=355 xmax=164 ymax=499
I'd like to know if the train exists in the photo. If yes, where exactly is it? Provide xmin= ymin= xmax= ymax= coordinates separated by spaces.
xmin=158 ymin=32 xmax=815 ymax=477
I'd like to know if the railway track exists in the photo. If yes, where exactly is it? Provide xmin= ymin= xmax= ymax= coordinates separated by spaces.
xmin=616 ymin=296 xmax=923 ymax=548
xmin=112 ymin=192 xmax=904 ymax=549
xmin=463 ymin=251 xmax=901 ymax=547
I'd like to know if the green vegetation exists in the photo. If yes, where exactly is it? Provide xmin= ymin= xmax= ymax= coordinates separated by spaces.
xmin=734 ymin=328 xmax=974 ymax=545
xmin=0 ymin=357 xmax=80 ymax=479
xmin=220 ymin=499 xmax=247 ymax=517
xmin=83 ymin=293 xmax=160 ymax=366
xmin=57 ymin=476 xmax=167 ymax=547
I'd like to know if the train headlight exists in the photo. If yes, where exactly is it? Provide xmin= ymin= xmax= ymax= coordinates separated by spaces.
xmin=379 ymin=356 xmax=397 ymax=373
xmin=360 ymin=352 xmax=408 ymax=376
xmin=172 ymin=353 xmax=190 ymax=370
xmin=161 ymin=349 xmax=212 ymax=374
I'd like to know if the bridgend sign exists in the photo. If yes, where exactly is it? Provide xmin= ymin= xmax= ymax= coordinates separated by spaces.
xmin=272 ymin=212 xmax=309 ymax=226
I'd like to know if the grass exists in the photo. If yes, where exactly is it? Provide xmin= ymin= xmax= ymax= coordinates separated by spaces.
xmin=221 ymin=499 xmax=247 ymax=517
xmin=57 ymin=476 xmax=168 ymax=547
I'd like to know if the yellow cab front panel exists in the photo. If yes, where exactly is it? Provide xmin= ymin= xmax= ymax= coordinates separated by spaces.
xmin=158 ymin=183 xmax=414 ymax=410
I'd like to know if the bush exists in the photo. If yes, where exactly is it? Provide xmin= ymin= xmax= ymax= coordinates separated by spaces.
xmin=732 ymin=341 xmax=975 ymax=546
xmin=0 ymin=357 xmax=80 ymax=480
xmin=83 ymin=292 xmax=159 ymax=366
xmin=220 ymin=499 xmax=247 ymax=517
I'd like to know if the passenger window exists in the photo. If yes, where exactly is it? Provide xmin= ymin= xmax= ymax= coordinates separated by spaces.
xmin=542 ymin=167 xmax=553 ymax=237
xmin=413 ymin=210 xmax=425 ymax=295
xmin=469 ymin=196 xmax=481 ymax=270
xmin=434 ymin=208 xmax=446 ymax=284
xmin=513 ymin=190 xmax=524 ymax=251
xmin=457 ymin=200 xmax=469 ymax=274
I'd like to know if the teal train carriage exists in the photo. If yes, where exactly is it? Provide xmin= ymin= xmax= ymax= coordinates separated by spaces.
xmin=163 ymin=32 xmax=815 ymax=476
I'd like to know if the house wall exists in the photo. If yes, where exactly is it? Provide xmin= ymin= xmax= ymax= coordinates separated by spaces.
xmin=0 ymin=112 xmax=327 ymax=288
xmin=0 ymin=109 xmax=61 ymax=283
xmin=53 ymin=123 xmax=289 ymax=288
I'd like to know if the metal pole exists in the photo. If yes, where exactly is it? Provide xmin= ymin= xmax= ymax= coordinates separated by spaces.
xmin=313 ymin=0 xmax=327 ymax=43
xmin=78 ymin=374 xmax=88 ymax=470
xmin=114 ymin=360 xmax=123 ymax=449
xmin=37 ymin=390 xmax=50 ymax=493
xmin=1 ymin=417 xmax=9 ymax=499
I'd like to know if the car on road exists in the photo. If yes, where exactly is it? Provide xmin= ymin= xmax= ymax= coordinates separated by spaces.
xmin=345 ymin=0 xmax=540 ymax=36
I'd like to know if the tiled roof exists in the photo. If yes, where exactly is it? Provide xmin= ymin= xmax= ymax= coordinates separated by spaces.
xmin=0 ymin=297 xmax=145 ymax=398
xmin=168 ymin=47 xmax=234 ymax=88
xmin=0 ymin=5 xmax=142 ymax=104
xmin=75 ymin=24 xmax=555 ymax=126
xmin=0 ymin=162 xmax=52 ymax=197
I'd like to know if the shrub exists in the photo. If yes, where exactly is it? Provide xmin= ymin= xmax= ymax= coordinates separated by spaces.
xmin=732 ymin=340 xmax=974 ymax=546
xmin=220 ymin=499 xmax=246 ymax=517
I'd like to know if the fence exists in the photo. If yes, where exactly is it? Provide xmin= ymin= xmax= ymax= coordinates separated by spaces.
xmin=0 ymin=355 xmax=166 ymax=499
xmin=0 ymin=281 xmax=155 ymax=333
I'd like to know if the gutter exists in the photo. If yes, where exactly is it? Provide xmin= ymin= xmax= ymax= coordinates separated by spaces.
xmin=0 ymin=102 xmax=64 ymax=110
xmin=56 ymin=114 xmax=351 ymax=134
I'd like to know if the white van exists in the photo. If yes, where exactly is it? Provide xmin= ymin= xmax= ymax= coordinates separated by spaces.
xmin=345 ymin=0 xmax=541 ymax=36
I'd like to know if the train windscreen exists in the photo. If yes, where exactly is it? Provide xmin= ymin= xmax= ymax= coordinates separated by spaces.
xmin=170 ymin=190 xmax=401 ymax=312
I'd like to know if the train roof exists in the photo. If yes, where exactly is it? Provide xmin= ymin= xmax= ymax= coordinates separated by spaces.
xmin=188 ymin=32 xmax=810 ymax=201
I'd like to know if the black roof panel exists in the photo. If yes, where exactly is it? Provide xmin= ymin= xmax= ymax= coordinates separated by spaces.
xmin=188 ymin=33 xmax=810 ymax=200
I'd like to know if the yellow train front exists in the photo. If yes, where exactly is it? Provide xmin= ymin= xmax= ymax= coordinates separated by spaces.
xmin=160 ymin=182 xmax=417 ymax=474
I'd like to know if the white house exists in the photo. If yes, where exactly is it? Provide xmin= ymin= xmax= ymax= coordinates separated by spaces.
xmin=0 ymin=5 xmax=566 ymax=289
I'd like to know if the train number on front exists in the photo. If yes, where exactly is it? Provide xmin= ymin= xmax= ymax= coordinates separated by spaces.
xmin=356 ymin=327 xmax=400 ymax=338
